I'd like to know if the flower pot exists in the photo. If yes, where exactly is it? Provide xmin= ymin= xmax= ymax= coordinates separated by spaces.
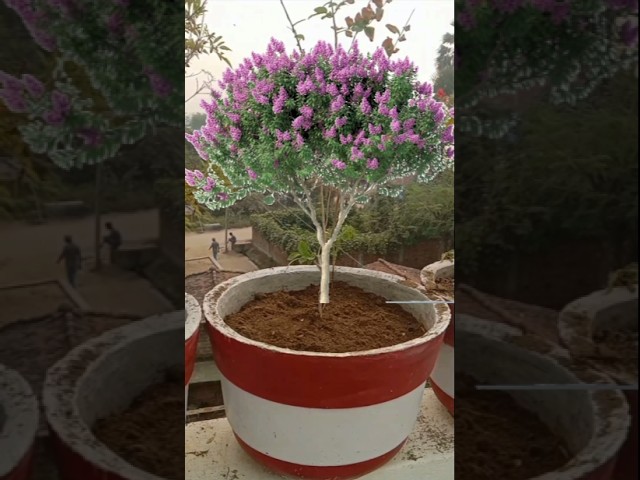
xmin=429 ymin=304 xmax=454 ymax=415
xmin=558 ymin=287 xmax=638 ymax=480
xmin=0 ymin=365 xmax=39 ymax=480
xmin=203 ymin=266 xmax=450 ymax=480
xmin=421 ymin=261 xmax=455 ymax=415
xmin=185 ymin=293 xmax=201 ymax=419
xmin=457 ymin=315 xmax=630 ymax=480
xmin=43 ymin=311 xmax=183 ymax=480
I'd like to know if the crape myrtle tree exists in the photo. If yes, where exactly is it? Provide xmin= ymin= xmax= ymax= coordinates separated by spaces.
xmin=0 ymin=0 xmax=182 ymax=168
xmin=455 ymin=0 xmax=638 ymax=138
xmin=186 ymin=38 xmax=454 ymax=306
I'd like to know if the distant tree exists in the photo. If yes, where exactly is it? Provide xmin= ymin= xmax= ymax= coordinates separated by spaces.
xmin=433 ymin=24 xmax=453 ymax=96
xmin=187 ymin=113 xmax=207 ymax=132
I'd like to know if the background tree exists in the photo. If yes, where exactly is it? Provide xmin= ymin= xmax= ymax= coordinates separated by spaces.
xmin=433 ymin=24 xmax=453 ymax=96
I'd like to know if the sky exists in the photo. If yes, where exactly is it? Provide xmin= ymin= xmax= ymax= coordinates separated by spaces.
xmin=186 ymin=0 xmax=454 ymax=114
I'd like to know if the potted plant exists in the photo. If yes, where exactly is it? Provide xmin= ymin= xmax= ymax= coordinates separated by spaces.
xmin=185 ymin=293 xmax=202 ymax=420
xmin=0 ymin=365 xmax=39 ymax=480
xmin=421 ymin=251 xmax=454 ymax=414
xmin=456 ymin=315 xmax=630 ymax=480
xmin=188 ymin=37 xmax=453 ymax=479
xmin=558 ymin=265 xmax=638 ymax=480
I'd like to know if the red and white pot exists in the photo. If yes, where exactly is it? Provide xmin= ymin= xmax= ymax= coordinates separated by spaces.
xmin=559 ymin=286 xmax=638 ymax=480
xmin=421 ymin=260 xmax=454 ymax=415
xmin=203 ymin=266 xmax=450 ymax=480
xmin=0 ymin=365 xmax=38 ymax=480
xmin=43 ymin=311 xmax=183 ymax=480
xmin=458 ymin=315 xmax=630 ymax=480
xmin=185 ymin=293 xmax=201 ymax=419
xmin=429 ymin=305 xmax=454 ymax=415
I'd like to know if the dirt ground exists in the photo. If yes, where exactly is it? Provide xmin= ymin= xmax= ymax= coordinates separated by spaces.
xmin=185 ymin=226 xmax=257 ymax=275
xmin=0 ymin=210 xmax=173 ymax=323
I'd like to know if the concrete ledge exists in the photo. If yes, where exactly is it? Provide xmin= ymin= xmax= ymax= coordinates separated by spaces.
xmin=185 ymin=388 xmax=453 ymax=480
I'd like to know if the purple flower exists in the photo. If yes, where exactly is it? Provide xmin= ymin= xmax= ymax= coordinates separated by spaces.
xmin=366 ymin=158 xmax=379 ymax=170
xmin=331 ymin=159 xmax=347 ymax=170
xmin=368 ymin=123 xmax=383 ymax=135
xmin=293 ymin=132 xmax=305 ymax=150
xmin=300 ymin=105 xmax=314 ymax=119
xmin=203 ymin=177 xmax=216 ymax=192
xmin=247 ymin=168 xmax=258 ymax=180
xmin=620 ymin=20 xmax=638 ymax=47
xmin=442 ymin=125 xmax=454 ymax=143
xmin=335 ymin=116 xmax=348 ymax=128
xmin=185 ymin=169 xmax=197 ymax=186
xmin=446 ymin=147 xmax=454 ymax=158
xmin=360 ymin=98 xmax=372 ymax=115
xmin=272 ymin=87 xmax=288 ymax=114
xmin=194 ymin=170 xmax=205 ymax=180
xmin=351 ymin=147 xmax=364 ymax=160
xmin=338 ymin=133 xmax=352 ymax=145
xmin=403 ymin=118 xmax=416 ymax=131
xmin=296 ymin=77 xmax=315 ymax=95
xmin=323 ymin=127 xmax=337 ymax=139
xmin=330 ymin=95 xmax=345 ymax=113
xmin=21 ymin=74 xmax=45 ymax=98
xmin=230 ymin=126 xmax=242 ymax=142
xmin=389 ymin=106 xmax=399 ymax=120
xmin=326 ymin=83 xmax=339 ymax=96
xmin=390 ymin=120 xmax=401 ymax=133
xmin=218 ymin=193 xmax=230 ymax=201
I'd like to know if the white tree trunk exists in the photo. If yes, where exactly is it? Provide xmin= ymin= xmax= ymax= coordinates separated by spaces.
xmin=319 ymin=238 xmax=335 ymax=304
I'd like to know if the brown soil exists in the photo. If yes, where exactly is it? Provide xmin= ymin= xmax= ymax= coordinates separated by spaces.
xmin=456 ymin=374 xmax=570 ymax=480
xmin=225 ymin=282 xmax=426 ymax=353
xmin=592 ymin=329 xmax=638 ymax=378
xmin=93 ymin=378 xmax=184 ymax=480
xmin=433 ymin=277 xmax=454 ymax=299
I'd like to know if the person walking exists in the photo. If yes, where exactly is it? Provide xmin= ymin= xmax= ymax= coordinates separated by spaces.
xmin=228 ymin=232 xmax=237 ymax=251
xmin=209 ymin=237 xmax=220 ymax=260
xmin=102 ymin=222 xmax=122 ymax=264
xmin=57 ymin=235 xmax=82 ymax=287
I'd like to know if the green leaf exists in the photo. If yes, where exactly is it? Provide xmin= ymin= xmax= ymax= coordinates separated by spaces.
xmin=295 ymin=34 xmax=305 ymax=41
xmin=314 ymin=6 xmax=328 ymax=14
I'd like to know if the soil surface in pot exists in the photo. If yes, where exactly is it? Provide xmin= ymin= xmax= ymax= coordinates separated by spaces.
xmin=93 ymin=374 xmax=184 ymax=480
xmin=592 ymin=329 xmax=638 ymax=377
xmin=456 ymin=374 xmax=570 ymax=480
xmin=225 ymin=282 xmax=427 ymax=352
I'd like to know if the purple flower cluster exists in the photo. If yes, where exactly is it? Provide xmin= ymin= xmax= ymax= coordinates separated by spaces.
xmin=187 ymin=38 xmax=453 ymax=189
xmin=4 ymin=0 xmax=57 ymax=51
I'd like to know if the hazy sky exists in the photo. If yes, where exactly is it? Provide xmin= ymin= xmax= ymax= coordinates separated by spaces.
xmin=186 ymin=0 xmax=453 ymax=114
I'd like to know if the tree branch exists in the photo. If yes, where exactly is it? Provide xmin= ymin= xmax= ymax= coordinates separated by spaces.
xmin=280 ymin=0 xmax=305 ymax=54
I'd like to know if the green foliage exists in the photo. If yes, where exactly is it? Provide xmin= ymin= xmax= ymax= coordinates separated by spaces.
xmin=455 ymin=72 xmax=638 ymax=276
xmin=433 ymin=26 xmax=454 ymax=95
xmin=185 ymin=0 xmax=232 ymax=68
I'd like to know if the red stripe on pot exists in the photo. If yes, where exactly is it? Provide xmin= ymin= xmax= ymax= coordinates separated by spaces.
xmin=235 ymin=433 xmax=405 ymax=480
xmin=1 ymin=447 xmax=34 ymax=480
xmin=49 ymin=431 xmax=123 ymax=480
xmin=444 ymin=304 xmax=454 ymax=346
xmin=431 ymin=381 xmax=454 ymax=415
xmin=208 ymin=324 xmax=445 ymax=409
xmin=185 ymin=331 xmax=199 ymax=386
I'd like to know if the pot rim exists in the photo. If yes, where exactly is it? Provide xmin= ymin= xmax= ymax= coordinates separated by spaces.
xmin=43 ymin=311 xmax=183 ymax=480
xmin=185 ymin=292 xmax=201 ymax=341
xmin=0 ymin=364 xmax=39 ymax=477
xmin=558 ymin=286 xmax=638 ymax=384
xmin=203 ymin=265 xmax=451 ymax=357
xmin=457 ymin=315 xmax=631 ymax=480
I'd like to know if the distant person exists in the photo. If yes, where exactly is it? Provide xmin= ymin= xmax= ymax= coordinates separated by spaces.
xmin=209 ymin=238 xmax=220 ymax=260
xmin=102 ymin=222 xmax=122 ymax=264
xmin=228 ymin=232 xmax=237 ymax=251
xmin=57 ymin=235 xmax=81 ymax=287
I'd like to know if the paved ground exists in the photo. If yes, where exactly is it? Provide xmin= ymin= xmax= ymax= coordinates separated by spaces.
xmin=0 ymin=210 xmax=173 ymax=322
xmin=185 ymin=226 xmax=257 ymax=276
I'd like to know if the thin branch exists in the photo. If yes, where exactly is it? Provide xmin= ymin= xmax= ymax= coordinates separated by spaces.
xmin=392 ymin=8 xmax=415 ymax=51
xmin=280 ymin=0 xmax=305 ymax=54
xmin=330 ymin=1 xmax=339 ymax=50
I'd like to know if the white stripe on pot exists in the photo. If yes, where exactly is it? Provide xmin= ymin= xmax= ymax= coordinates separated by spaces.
xmin=222 ymin=375 xmax=426 ymax=466
xmin=0 ymin=365 xmax=39 ymax=478
xmin=430 ymin=343 xmax=454 ymax=398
